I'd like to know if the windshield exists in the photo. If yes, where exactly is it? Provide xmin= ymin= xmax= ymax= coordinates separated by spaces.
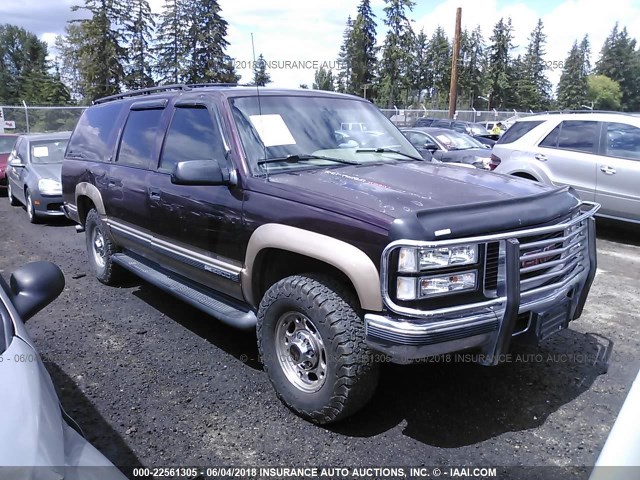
xmin=0 ymin=136 xmax=17 ymax=154
xmin=230 ymin=95 xmax=421 ymax=174
xmin=30 ymin=140 xmax=68 ymax=164
xmin=434 ymin=131 xmax=484 ymax=150
xmin=469 ymin=123 xmax=490 ymax=135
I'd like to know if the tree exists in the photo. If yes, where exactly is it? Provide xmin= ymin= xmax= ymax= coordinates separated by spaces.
xmin=252 ymin=54 xmax=271 ymax=86
xmin=517 ymin=19 xmax=552 ymax=110
xmin=154 ymin=0 xmax=190 ymax=84
xmin=458 ymin=26 xmax=485 ymax=109
xmin=123 ymin=0 xmax=155 ymax=89
xmin=587 ymin=74 xmax=622 ymax=110
xmin=596 ymin=23 xmax=640 ymax=111
xmin=71 ymin=0 xmax=129 ymax=101
xmin=336 ymin=16 xmax=354 ymax=93
xmin=350 ymin=0 xmax=377 ymax=98
xmin=299 ymin=84 xmax=309 ymax=89
xmin=55 ymin=23 xmax=86 ymax=101
xmin=409 ymin=28 xmax=430 ymax=104
xmin=313 ymin=67 xmax=335 ymax=91
xmin=377 ymin=0 xmax=416 ymax=107
xmin=425 ymin=26 xmax=451 ymax=109
xmin=485 ymin=17 xmax=514 ymax=109
xmin=557 ymin=36 xmax=590 ymax=109
xmin=183 ymin=0 xmax=239 ymax=84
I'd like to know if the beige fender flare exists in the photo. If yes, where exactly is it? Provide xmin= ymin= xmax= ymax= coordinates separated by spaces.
xmin=242 ymin=224 xmax=383 ymax=311
xmin=75 ymin=182 xmax=106 ymax=217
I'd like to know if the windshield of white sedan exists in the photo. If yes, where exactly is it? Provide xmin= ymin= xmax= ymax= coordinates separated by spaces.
xmin=435 ymin=131 xmax=483 ymax=150
xmin=230 ymin=95 xmax=420 ymax=174
xmin=30 ymin=140 xmax=68 ymax=164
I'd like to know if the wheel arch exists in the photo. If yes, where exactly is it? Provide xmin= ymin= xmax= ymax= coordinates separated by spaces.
xmin=243 ymin=224 xmax=383 ymax=312
xmin=75 ymin=183 xmax=106 ymax=224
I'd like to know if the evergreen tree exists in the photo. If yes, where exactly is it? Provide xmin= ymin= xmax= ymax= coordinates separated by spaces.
xmin=123 ymin=0 xmax=155 ymax=89
xmin=458 ymin=26 xmax=485 ymax=109
xmin=55 ymin=23 xmax=85 ymax=101
xmin=71 ymin=0 xmax=128 ymax=101
xmin=336 ymin=17 xmax=354 ymax=93
xmin=313 ymin=67 xmax=335 ymax=91
xmin=378 ymin=0 xmax=416 ymax=107
xmin=252 ymin=54 xmax=271 ymax=86
xmin=425 ymin=26 xmax=451 ymax=109
xmin=154 ymin=0 xmax=190 ymax=84
xmin=595 ymin=23 xmax=640 ymax=111
xmin=410 ymin=28 xmax=430 ymax=103
xmin=557 ymin=37 xmax=590 ymax=109
xmin=518 ymin=19 xmax=552 ymax=110
xmin=184 ymin=0 xmax=239 ymax=83
xmin=485 ymin=17 xmax=514 ymax=109
xmin=350 ymin=0 xmax=377 ymax=98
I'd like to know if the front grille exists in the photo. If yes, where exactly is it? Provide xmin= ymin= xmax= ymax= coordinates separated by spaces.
xmin=484 ymin=242 xmax=500 ymax=292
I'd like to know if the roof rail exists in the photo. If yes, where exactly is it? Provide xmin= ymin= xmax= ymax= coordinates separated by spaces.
xmin=531 ymin=109 xmax=628 ymax=115
xmin=93 ymin=83 xmax=238 ymax=105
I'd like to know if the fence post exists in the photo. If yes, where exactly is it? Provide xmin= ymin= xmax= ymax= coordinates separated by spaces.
xmin=22 ymin=100 xmax=30 ymax=134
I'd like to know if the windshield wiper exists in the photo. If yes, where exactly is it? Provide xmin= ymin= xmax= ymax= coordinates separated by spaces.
xmin=257 ymin=154 xmax=360 ymax=166
xmin=355 ymin=148 xmax=425 ymax=162
xmin=450 ymin=146 xmax=475 ymax=151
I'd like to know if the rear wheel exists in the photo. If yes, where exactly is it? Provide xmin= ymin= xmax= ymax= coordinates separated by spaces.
xmin=7 ymin=182 xmax=19 ymax=206
xmin=85 ymin=208 xmax=121 ymax=285
xmin=257 ymin=274 xmax=379 ymax=424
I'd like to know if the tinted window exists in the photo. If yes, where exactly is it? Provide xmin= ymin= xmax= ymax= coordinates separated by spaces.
xmin=606 ymin=122 xmax=640 ymax=160
xmin=159 ymin=107 xmax=226 ymax=172
xmin=403 ymin=131 xmax=429 ymax=148
xmin=117 ymin=109 xmax=164 ymax=168
xmin=498 ymin=120 xmax=545 ymax=144
xmin=452 ymin=122 xmax=467 ymax=133
xmin=67 ymin=103 xmax=123 ymax=162
xmin=17 ymin=137 xmax=27 ymax=160
xmin=541 ymin=120 xmax=597 ymax=153
xmin=414 ymin=118 xmax=435 ymax=127
xmin=433 ymin=120 xmax=451 ymax=128
xmin=0 ymin=136 xmax=16 ymax=154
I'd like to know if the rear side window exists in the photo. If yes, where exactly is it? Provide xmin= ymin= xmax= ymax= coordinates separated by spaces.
xmin=606 ymin=122 xmax=640 ymax=160
xmin=117 ymin=109 xmax=164 ymax=168
xmin=67 ymin=103 xmax=123 ymax=162
xmin=497 ymin=120 xmax=545 ymax=144
xmin=540 ymin=120 xmax=598 ymax=153
xmin=414 ymin=118 xmax=434 ymax=127
xmin=433 ymin=120 xmax=451 ymax=128
xmin=159 ymin=107 xmax=226 ymax=173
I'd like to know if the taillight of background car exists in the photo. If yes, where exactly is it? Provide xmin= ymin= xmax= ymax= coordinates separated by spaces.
xmin=489 ymin=153 xmax=502 ymax=171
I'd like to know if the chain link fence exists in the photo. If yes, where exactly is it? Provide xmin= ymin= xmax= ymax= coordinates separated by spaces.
xmin=380 ymin=108 xmax=538 ymax=127
xmin=0 ymin=105 xmax=86 ymax=134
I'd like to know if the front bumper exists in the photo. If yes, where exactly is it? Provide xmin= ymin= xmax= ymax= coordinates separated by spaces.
xmin=33 ymin=192 xmax=65 ymax=216
xmin=366 ymin=202 xmax=599 ymax=365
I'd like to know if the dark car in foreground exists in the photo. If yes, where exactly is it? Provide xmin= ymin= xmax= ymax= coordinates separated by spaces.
xmin=6 ymin=132 xmax=70 ymax=222
xmin=63 ymin=84 xmax=599 ymax=424
xmin=0 ymin=262 xmax=126 ymax=479
xmin=0 ymin=133 xmax=18 ymax=189
xmin=401 ymin=127 xmax=498 ymax=170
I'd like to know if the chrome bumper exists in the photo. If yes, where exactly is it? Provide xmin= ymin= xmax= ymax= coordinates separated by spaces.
xmin=366 ymin=202 xmax=599 ymax=365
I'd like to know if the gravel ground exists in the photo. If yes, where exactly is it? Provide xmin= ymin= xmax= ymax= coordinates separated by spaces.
xmin=0 ymin=196 xmax=639 ymax=480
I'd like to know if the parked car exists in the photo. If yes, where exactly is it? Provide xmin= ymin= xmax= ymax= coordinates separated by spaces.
xmin=492 ymin=112 xmax=640 ymax=224
xmin=0 ymin=133 xmax=18 ymax=190
xmin=401 ymin=127 xmax=497 ymax=170
xmin=412 ymin=117 xmax=439 ymax=128
xmin=430 ymin=119 xmax=498 ymax=145
xmin=6 ymin=132 xmax=71 ymax=223
xmin=0 ymin=261 xmax=127 ymax=479
xmin=63 ymin=85 xmax=599 ymax=424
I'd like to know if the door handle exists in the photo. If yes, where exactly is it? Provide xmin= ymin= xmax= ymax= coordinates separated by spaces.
xmin=149 ymin=188 xmax=161 ymax=200
xmin=534 ymin=153 xmax=547 ymax=161
xmin=600 ymin=165 xmax=616 ymax=175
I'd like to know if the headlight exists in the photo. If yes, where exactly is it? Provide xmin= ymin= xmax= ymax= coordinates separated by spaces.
xmin=398 ymin=244 xmax=478 ymax=272
xmin=38 ymin=178 xmax=62 ymax=195
xmin=396 ymin=271 xmax=477 ymax=300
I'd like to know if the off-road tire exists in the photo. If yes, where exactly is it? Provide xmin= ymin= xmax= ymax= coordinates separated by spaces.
xmin=257 ymin=274 xmax=379 ymax=424
xmin=85 ymin=208 xmax=121 ymax=285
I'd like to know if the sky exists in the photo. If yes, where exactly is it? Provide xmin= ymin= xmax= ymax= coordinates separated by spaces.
xmin=2 ymin=0 xmax=640 ymax=94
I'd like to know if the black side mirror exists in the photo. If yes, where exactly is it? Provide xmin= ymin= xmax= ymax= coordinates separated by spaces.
xmin=9 ymin=262 xmax=65 ymax=322
xmin=171 ymin=160 xmax=230 ymax=186
xmin=424 ymin=143 xmax=439 ymax=152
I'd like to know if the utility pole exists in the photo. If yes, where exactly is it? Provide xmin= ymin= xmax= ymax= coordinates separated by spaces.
xmin=448 ymin=7 xmax=462 ymax=119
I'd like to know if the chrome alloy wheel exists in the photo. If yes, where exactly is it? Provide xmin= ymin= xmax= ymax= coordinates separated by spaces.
xmin=275 ymin=311 xmax=327 ymax=393
xmin=91 ymin=226 xmax=106 ymax=269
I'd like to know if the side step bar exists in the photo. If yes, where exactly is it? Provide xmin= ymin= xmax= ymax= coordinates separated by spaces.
xmin=112 ymin=252 xmax=256 ymax=330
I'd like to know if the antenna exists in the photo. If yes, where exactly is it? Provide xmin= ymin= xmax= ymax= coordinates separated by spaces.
xmin=251 ymin=33 xmax=268 ymax=182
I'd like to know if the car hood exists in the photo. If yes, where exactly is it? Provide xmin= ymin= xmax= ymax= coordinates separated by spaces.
xmin=31 ymin=163 xmax=63 ymax=181
xmin=266 ymin=161 xmax=579 ymax=240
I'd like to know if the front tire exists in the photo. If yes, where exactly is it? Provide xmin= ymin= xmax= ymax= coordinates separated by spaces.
xmin=25 ymin=189 xmax=38 ymax=223
xmin=257 ymin=274 xmax=379 ymax=424
xmin=85 ymin=208 xmax=121 ymax=285
xmin=7 ymin=182 xmax=19 ymax=206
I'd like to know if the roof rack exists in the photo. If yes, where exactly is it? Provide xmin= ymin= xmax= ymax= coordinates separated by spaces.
xmin=93 ymin=83 xmax=239 ymax=105
xmin=530 ymin=109 xmax=629 ymax=115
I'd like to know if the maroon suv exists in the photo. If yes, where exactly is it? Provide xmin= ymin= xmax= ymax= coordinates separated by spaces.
xmin=0 ymin=134 xmax=18 ymax=189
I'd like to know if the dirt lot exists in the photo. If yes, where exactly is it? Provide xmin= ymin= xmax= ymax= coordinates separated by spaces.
xmin=0 ymin=197 xmax=639 ymax=480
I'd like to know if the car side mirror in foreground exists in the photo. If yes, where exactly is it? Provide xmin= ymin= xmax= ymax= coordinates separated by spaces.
xmin=424 ymin=143 xmax=439 ymax=152
xmin=171 ymin=160 xmax=230 ymax=186
xmin=9 ymin=262 xmax=65 ymax=322
xmin=9 ymin=156 xmax=25 ymax=168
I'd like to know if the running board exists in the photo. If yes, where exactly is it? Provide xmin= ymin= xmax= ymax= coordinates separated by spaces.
xmin=112 ymin=252 xmax=256 ymax=330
